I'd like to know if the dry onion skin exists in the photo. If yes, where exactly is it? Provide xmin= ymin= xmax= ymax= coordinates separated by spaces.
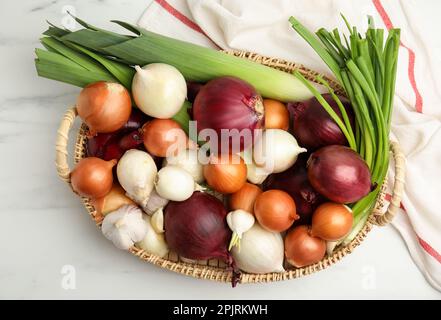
xmin=263 ymin=99 xmax=290 ymax=130
xmin=142 ymin=119 xmax=191 ymax=157
xmin=76 ymin=81 xmax=132 ymax=135
xmin=203 ymin=154 xmax=247 ymax=194
xmin=70 ymin=157 xmax=116 ymax=199
xmin=285 ymin=225 xmax=326 ymax=268
xmin=91 ymin=184 xmax=135 ymax=217
xmin=311 ymin=202 xmax=353 ymax=241
xmin=254 ymin=190 xmax=298 ymax=232
xmin=229 ymin=182 xmax=262 ymax=214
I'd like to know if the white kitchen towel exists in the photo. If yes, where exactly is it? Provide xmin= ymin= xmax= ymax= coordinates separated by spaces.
xmin=138 ymin=0 xmax=441 ymax=290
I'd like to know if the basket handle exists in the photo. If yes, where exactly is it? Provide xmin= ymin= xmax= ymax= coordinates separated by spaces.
xmin=374 ymin=141 xmax=406 ymax=226
xmin=55 ymin=107 xmax=78 ymax=184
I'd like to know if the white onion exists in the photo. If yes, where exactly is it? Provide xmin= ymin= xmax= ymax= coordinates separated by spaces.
xmin=253 ymin=129 xmax=307 ymax=174
xmin=117 ymin=150 xmax=157 ymax=207
xmin=163 ymin=149 xmax=204 ymax=183
xmin=231 ymin=223 xmax=285 ymax=273
xmin=132 ymin=63 xmax=187 ymax=118
xmin=155 ymin=165 xmax=197 ymax=201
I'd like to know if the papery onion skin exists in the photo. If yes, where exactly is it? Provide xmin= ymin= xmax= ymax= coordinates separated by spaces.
xmin=76 ymin=81 xmax=132 ymax=135
xmin=291 ymin=94 xmax=353 ymax=150
xmin=254 ymin=190 xmax=299 ymax=232
xmin=193 ymin=76 xmax=264 ymax=153
xmin=186 ymin=81 xmax=204 ymax=103
xmin=204 ymin=154 xmax=247 ymax=194
xmin=164 ymin=192 xmax=231 ymax=262
xmin=263 ymin=154 xmax=324 ymax=225
xmin=308 ymin=145 xmax=372 ymax=204
xmin=311 ymin=202 xmax=353 ymax=241
xmin=229 ymin=182 xmax=262 ymax=214
xmin=263 ymin=99 xmax=289 ymax=131
xmin=87 ymin=109 xmax=149 ymax=159
xmin=91 ymin=184 xmax=135 ymax=217
xmin=142 ymin=119 xmax=190 ymax=157
xmin=285 ymin=225 xmax=326 ymax=268
xmin=71 ymin=157 xmax=116 ymax=198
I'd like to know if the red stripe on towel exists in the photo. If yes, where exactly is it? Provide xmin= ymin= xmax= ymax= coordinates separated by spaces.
xmin=372 ymin=0 xmax=424 ymax=113
xmin=384 ymin=193 xmax=441 ymax=264
xmin=154 ymin=0 xmax=205 ymax=34
xmin=154 ymin=0 xmax=220 ymax=48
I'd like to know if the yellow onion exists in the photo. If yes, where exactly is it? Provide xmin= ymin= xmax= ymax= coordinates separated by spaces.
xmin=311 ymin=202 xmax=353 ymax=241
xmin=203 ymin=154 xmax=247 ymax=194
xmin=263 ymin=99 xmax=290 ymax=130
xmin=91 ymin=184 xmax=135 ymax=217
xmin=76 ymin=81 xmax=132 ymax=135
xmin=70 ymin=157 xmax=116 ymax=198
xmin=254 ymin=190 xmax=298 ymax=232
xmin=229 ymin=183 xmax=262 ymax=214
xmin=285 ymin=225 xmax=326 ymax=268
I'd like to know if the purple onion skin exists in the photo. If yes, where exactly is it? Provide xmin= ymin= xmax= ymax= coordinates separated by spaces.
xmin=308 ymin=145 xmax=372 ymax=204
xmin=186 ymin=81 xmax=204 ymax=103
xmin=291 ymin=94 xmax=354 ymax=151
xmin=164 ymin=192 xmax=232 ymax=262
xmin=263 ymin=154 xmax=324 ymax=225
xmin=193 ymin=76 xmax=264 ymax=153
xmin=122 ymin=108 xmax=151 ymax=132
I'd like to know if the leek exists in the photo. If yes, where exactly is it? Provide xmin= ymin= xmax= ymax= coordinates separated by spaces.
xmin=35 ymin=18 xmax=312 ymax=102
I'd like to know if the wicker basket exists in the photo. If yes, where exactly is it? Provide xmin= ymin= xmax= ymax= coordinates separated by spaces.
xmin=55 ymin=51 xmax=406 ymax=284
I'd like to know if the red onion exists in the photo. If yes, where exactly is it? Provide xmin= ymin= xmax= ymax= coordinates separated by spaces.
xmin=87 ymin=108 xmax=150 ymax=159
xmin=307 ymin=145 xmax=373 ymax=203
xmin=186 ymin=81 xmax=204 ymax=103
xmin=121 ymin=108 xmax=151 ymax=132
xmin=193 ymin=76 xmax=264 ymax=153
xmin=263 ymin=154 xmax=324 ymax=225
xmin=291 ymin=94 xmax=353 ymax=150
xmin=164 ymin=192 xmax=232 ymax=262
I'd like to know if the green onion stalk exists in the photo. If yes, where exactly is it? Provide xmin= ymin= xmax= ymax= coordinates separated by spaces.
xmin=289 ymin=15 xmax=400 ymax=241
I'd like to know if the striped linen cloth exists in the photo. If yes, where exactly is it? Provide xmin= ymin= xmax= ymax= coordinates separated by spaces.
xmin=138 ymin=0 xmax=441 ymax=291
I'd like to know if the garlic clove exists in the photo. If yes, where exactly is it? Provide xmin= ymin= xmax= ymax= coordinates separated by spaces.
xmin=151 ymin=208 xmax=165 ymax=233
xmin=135 ymin=215 xmax=169 ymax=258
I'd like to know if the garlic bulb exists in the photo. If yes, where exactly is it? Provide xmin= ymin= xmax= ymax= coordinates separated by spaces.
xmin=132 ymin=63 xmax=187 ymax=119
xmin=117 ymin=149 xmax=157 ymax=207
xmin=163 ymin=149 xmax=204 ymax=183
xmin=151 ymin=208 xmax=164 ymax=233
xmin=155 ymin=165 xmax=202 ymax=201
xmin=226 ymin=210 xmax=255 ymax=250
xmin=136 ymin=214 xmax=169 ymax=258
xmin=101 ymin=205 xmax=148 ymax=250
xmin=231 ymin=223 xmax=285 ymax=273
xmin=253 ymin=129 xmax=307 ymax=173
xmin=143 ymin=189 xmax=169 ymax=215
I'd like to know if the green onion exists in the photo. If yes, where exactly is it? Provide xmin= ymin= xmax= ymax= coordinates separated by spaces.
xmin=289 ymin=15 xmax=400 ymax=234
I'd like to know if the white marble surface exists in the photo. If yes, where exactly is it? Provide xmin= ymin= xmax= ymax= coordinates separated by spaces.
xmin=0 ymin=0 xmax=439 ymax=299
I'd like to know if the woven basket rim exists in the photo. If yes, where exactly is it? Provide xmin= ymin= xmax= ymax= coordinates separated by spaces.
xmin=59 ymin=50 xmax=402 ymax=285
